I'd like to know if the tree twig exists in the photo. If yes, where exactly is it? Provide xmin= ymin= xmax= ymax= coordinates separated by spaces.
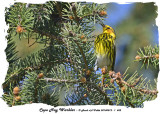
xmin=109 ymin=71 xmax=158 ymax=95
xmin=44 ymin=78 xmax=80 ymax=83
xmin=88 ymin=81 xmax=113 ymax=105
xmin=55 ymin=2 xmax=62 ymax=18
xmin=35 ymin=79 xmax=39 ymax=103
xmin=71 ymin=3 xmax=79 ymax=26
xmin=44 ymin=77 xmax=113 ymax=105
xmin=74 ymin=40 xmax=88 ymax=70
xmin=68 ymin=30 xmax=88 ymax=70
xmin=71 ymin=96 xmax=85 ymax=105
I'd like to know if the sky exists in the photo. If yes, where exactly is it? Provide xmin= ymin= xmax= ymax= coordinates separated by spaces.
xmin=104 ymin=3 xmax=135 ymax=27
xmin=106 ymin=3 xmax=159 ymax=45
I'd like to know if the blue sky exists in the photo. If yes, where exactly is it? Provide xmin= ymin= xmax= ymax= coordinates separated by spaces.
xmin=105 ymin=3 xmax=158 ymax=45
xmin=104 ymin=3 xmax=135 ymax=27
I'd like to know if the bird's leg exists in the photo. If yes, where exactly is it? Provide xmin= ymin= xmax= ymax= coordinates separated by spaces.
xmin=101 ymin=66 xmax=108 ymax=89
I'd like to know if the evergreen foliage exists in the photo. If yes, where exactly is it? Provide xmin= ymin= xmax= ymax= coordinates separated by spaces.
xmin=2 ymin=1 xmax=159 ymax=108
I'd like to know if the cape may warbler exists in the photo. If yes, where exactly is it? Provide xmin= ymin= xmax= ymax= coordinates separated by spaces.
xmin=94 ymin=25 xmax=116 ymax=85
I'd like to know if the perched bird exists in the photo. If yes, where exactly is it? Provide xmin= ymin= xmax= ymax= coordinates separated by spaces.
xmin=94 ymin=24 xmax=116 ymax=86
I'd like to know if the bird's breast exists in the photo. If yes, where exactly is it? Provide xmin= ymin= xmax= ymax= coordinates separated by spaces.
xmin=97 ymin=54 xmax=111 ymax=68
xmin=95 ymin=42 xmax=106 ymax=55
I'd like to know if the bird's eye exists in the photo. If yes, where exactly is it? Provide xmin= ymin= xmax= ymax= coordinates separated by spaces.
xmin=107 ymin=27 xmax=111 ymax=29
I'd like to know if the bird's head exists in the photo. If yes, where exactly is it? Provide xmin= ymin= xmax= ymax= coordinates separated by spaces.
xmin=102 ymin=25 xmax=116 ymax=40
xmin=103 ymin=25 xmax=114 ymax=33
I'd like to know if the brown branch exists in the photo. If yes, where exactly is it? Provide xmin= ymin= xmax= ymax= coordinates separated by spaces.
xmin=2 ymin=58 xmax=72 ymax=89
xmin=137 ymin=88 xmax=158 ymax=95
xmin=44 ymin=78 xmax=80 ymax=83
xmin=71 ymin=96 xmax=85 ymax=105
xmin=34 ymin=27 xmax=88 ymax=70
xmin=61 ymin=38 xmax=74 ymax=66
xmin=109 ymin=71 xmax=135 ymax=108
xmin=74 ymin=40 xmax=88 ymax=70
xmin=81 ymin=11 xmax=100 ymax=19
xmin=87 ymin=81 xmax=113 ymax=105
xmin=25 ymin=58 xmax=71 ymax=70
xmin=55 ymin=2 xmax=62 ymax=18
xmin=68 ymin=4 xmax=88 ymax=70
xmin=4 ymin=30 xmax=80 ymax=89
xmin=33 ymin=29 xmax=76 ymax=66
xmin=71 ymin=3 xmax=79 ymax=26
xmin=135 ymin=54 xmax=159 ymax=61
xmin=44 ymin=77 xmax=113 ymax=105
xmin=68 ymin=31 xmax=88 ymax=70
xmin=126 ymin=97 xmax=135 ymax=108
xmin=12 ymin=97 xmax=15 ymax=106
xmin=35 ymin=79 xmax=39 ymax=103
xmin=33 ymin=29 xmax=63 ymax=43
xmin=143 ymin=55 xmax=158 ymax=59
xmin=121 ymin=77 xmax=141 ymax=87
xmin=109 ymin=71 xmax=158 ymax=95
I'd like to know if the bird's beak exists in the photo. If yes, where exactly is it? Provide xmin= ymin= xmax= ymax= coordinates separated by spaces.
xmin=100 ymin=22 xmax=105 ymax=27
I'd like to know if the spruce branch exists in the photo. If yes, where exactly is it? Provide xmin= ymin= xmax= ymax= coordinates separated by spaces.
xmin=68 ymin=30 xmax=88 ymax=70
xmin=12 ymin=97 xmax=15 ymax=106
xmin=71 ymin=96 xmax=85 ymax=105
xmin=33 ymin=29 xmax=78 ymax=68
xmin=135 ymin=45 xmax=159 ymax=69
xmin=44 ymin=78 xmax=79 ymax=83
xmin=55 ymin=2 xmax=62 ymax=18
xmin=136 ymin=54 xmax=159 ymax=60
xmin=35 ymin=78 xmax=39 ymax=103
xmin=87 ymin=82 xmax=113 ymax=105
xmin=33 ymin=29 xmax=63 ymax=43
xmin=3 ymin=58 xmax=72 ymax=89
xmin=138 ymin=88 xmax=158 ymax=95
xmin=44 ymin=77 xmax=113 ymax=105
xmin=71 ymin=3 xmax=80 ymax=25
xmin=109 ymin=71 xmax=158 ymax=95
xmin=74 ymin=40 xmax=88 ymax=70
xmin=71 ymin=94 xmax=88 ymax=105
xmin=62 ymin=38 xmax=74 ymax=66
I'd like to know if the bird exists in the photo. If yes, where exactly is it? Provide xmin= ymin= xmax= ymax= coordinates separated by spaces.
xmin=94 ymin=24 xmax=116 ymax=87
